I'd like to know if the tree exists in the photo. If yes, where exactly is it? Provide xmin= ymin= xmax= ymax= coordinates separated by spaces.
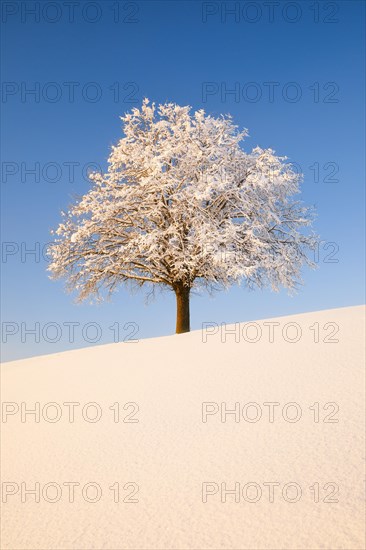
xmin=48 ymin=99 xmax=317 ymax=333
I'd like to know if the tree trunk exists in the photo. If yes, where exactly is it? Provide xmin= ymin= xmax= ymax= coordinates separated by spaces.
xmin=175 ymin=285 xmax=190 ymax=334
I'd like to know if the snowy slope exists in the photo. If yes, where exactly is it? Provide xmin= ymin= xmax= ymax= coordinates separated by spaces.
xmin=1 ymin=305 xmax=365 ymax=549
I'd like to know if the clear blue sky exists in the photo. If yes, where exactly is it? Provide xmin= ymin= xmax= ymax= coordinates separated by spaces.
xmin=1 ymin=0 xmax=365 ymax=361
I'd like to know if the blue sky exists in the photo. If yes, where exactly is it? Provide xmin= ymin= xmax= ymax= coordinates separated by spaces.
xmin=1 ymin=0 xmax=365 ymax=361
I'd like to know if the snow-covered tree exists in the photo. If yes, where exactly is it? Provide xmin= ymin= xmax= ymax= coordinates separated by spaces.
xmin=48 ymin=99 xmax=317 ymax=333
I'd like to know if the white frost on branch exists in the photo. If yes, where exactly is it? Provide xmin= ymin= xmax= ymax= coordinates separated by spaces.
xmin=48 ymin=99 xmax=317 ymax=301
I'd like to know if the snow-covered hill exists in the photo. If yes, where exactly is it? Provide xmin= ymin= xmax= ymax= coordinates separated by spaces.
xmin=1 ymin=305 xmax=365 ymax=549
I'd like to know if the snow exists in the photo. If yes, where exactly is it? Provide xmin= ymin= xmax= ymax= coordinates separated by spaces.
xmin=1 ymin=305 xmax=365 ymax=549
